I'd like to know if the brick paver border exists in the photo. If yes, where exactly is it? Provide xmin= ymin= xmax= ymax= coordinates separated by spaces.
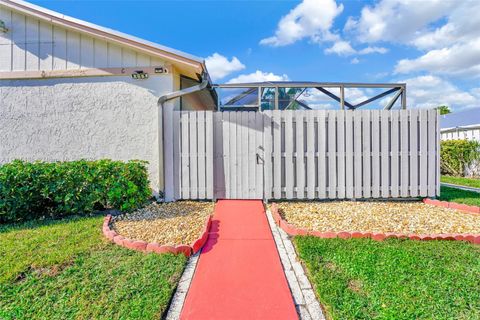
xmin=271 ymin=201 xmax=480 ymax=245
xmin=102 ymin=214 xmax=212 ymax=257
xmin=423 ymin=198 xmax=480 ymax=214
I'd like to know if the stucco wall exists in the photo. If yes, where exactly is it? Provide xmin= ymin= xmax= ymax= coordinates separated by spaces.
xmin=0 ymin=74 xmax=173 ymax=193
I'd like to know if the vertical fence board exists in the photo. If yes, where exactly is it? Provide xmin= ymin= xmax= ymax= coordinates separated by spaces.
xmin=317 ymin=111 xmax=327 ymax=198
xmin=248 ymin=112 xmax=256 ymax=198
xmin=337 ymin=112 xmax=346 ymax=199
xmin=273 ymin=111 xmax=282 ymax=199
xmin=239 ymin=112 xmax=248 ymax=198
xmin=371 ymin=110 xmax=380 ymax=198
xmin=354 ymin=111 xmax=363 ymax=198
xmin=345 ymin=111 xmax=354 ymax=198
xmin=400 ymin=111 xmax=409 ymax=197
xmin=285 ymin=111 xmax=294 ymax=199
xmin=295 ymin=111 xmax=305 ymax=199
xmin=419 ymin=110 xmax=428 ymax=197
xmin=306 ymin=112 xmax=315 ymax=199
xmin=206 ymin=112 xmax=214 ymax=199
xmin=391 ymin=112 xmax=399 ymax=197
xmin=181 ymin=112 xmax=190 ymax=199
xmin=427 ymin=110 xmax=436 ymax=197
xmin=229 ymin=112 xmax=237 ymax=199
xmin=163 ymin=105 xmax=174 ymax=201
xmin=189 ymin=112 xmax=198 ymax=199
xmin=409 ymin=109 xmax=419 ymax=197
xmin=197 ymin=111 xmax=206 ymax=199
xmin=380 ymin=111 xmax=390 ymax=197
xmin=213 ymin=113 xmax=224 ymax=199
xmin=235 ymin=112 xmax=243 ymax=197
xmin=256 ymin=112 xmax=264 ymax=199
xmin=328 ymin=111 xmax=337 ymax=199
xmin=173 ymin=111 xmax=181 ymax=200
xmin=264 ymin=112 xmax=273 ymax=199
xmin=222 ymin=112 xmax=231 ymax=199
xmin=362 ymin=111 xmax=371 ymax=198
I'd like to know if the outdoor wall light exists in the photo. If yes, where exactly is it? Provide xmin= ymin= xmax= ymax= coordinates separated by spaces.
xmin=154 ymin=67 xmax=168 ymax=74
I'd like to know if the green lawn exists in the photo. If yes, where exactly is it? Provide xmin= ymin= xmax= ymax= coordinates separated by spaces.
xmin=441 ymin=176 xmax=480 ymax=189
xmin=0 ymin=215 xmax=186 ymax=320
xmin=295 ymin=237 xmax=480 ymax=320
xmin=439 ymin=186 xmax=480 ymax=207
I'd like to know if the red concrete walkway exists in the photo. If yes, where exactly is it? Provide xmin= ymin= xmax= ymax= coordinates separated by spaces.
xmin=180 ymin=200 xmax=298 ymax=320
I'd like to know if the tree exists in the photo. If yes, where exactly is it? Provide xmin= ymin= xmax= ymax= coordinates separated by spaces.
xmin=436 ymin=105 xmax=451 ymax=115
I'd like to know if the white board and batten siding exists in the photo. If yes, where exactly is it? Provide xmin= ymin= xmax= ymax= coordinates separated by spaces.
xmin=163 ymin=109 xmax=440 ymax=201
xmin=0 ymin=5 xmax=163 ymax=71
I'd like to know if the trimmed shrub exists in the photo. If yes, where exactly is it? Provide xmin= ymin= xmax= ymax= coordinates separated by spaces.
xmin=0 ymin=159 xmax=151 ymax=223
xmin=441 ymin=140 xmax=480 ymax=176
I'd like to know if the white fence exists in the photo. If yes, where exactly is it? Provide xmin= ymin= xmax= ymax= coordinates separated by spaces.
xmin=163 ymin=109 xmax=440 ymax=201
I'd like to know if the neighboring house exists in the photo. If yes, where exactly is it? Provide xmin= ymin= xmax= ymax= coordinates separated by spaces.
xmin=440 ymin=108 xmax=480 ymax=177
xmin=440 ymin=107 xmax=480 ymax=141
xmin=0 ymin=0 xmax=216 ymax=195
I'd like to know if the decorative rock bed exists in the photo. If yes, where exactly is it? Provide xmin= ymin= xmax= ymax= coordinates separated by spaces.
xmin=271 ymin=199 xmax=480 ymax=244
xmin=103 ymin=201 xmax=214 ymax=257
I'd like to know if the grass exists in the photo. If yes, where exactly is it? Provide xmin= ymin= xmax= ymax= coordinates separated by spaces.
xmin=441 ymin=176 xmax=480 ymax=189
xmin=0 ymin=215 xmax=186 ymax=320
xmin=439 ymin=186 xmax=480 ymax=207
xmin=295 ymin=237 xmax=480 ymax=320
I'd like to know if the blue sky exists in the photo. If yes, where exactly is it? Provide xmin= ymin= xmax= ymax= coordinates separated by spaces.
xmin=30 ymin=0 xmax=480 ymax=111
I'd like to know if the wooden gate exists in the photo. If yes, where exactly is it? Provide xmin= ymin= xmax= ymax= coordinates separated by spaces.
xmin=162 ymin=109 xmax=440 ymax=201
xmin=213 ymin=112 xmax=264 ymax=199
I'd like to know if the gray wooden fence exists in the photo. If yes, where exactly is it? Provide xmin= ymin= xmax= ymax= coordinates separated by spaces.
xmin=163 ymin=109 xmax=440 ymax=201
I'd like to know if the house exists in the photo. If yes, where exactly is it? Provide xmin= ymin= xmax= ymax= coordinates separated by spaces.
xmin=1 ymin=1 xmax=441 ymax=202
xmin=440 ymin=107 xmax=480 ymax=142
xmin=0 ymin=0 xmax=216 ymax=196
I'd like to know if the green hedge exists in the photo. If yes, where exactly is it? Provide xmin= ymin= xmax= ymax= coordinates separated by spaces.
xmin=441 ymin=139 xmax=480 ymax=176
xmin=0 ymin=159 xmax=151 ymax=223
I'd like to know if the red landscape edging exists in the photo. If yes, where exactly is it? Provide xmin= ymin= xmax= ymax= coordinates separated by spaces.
xmin=422 ymin=198 xmax=480 ymax=214
xmin=270 ymin=203 xmax=480 ymax=245
xmin=102 ymin=214 xmax=212 ymax=257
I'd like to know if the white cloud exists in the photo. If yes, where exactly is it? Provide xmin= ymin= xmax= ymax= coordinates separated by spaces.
xmin=345 ymin=0 xmax=455 ymax=43
xmin=350 ymin=57 xmax=360 ymax=64
xmin=346 ymin=0 xmax=480 ymax=78
xmin=227 ymin=70 xmax=289 ymax=84
xmin=325 ymin=42 xmax=389 ymax=56
xmin=298 ymin=90 xmax=336 ymax=109
xmin=205 ymin=53 xmax=245 ymax=81
xmin=358 ymin=46 xmax=388 ymax=55
xmin=401 ymin=75 xmax=478 ymax=111
xmin=395 ymin=40 xmax=480 ymax=77
xmin=345 ymin=88 xmax=369 ymax=105
xmin=410 ymin=2 xmax=480 ymax=50
xmin=260 ymin=0 xmax=343 ymax=47
xmin=324 ymin=41 xmax=356 ymax=56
